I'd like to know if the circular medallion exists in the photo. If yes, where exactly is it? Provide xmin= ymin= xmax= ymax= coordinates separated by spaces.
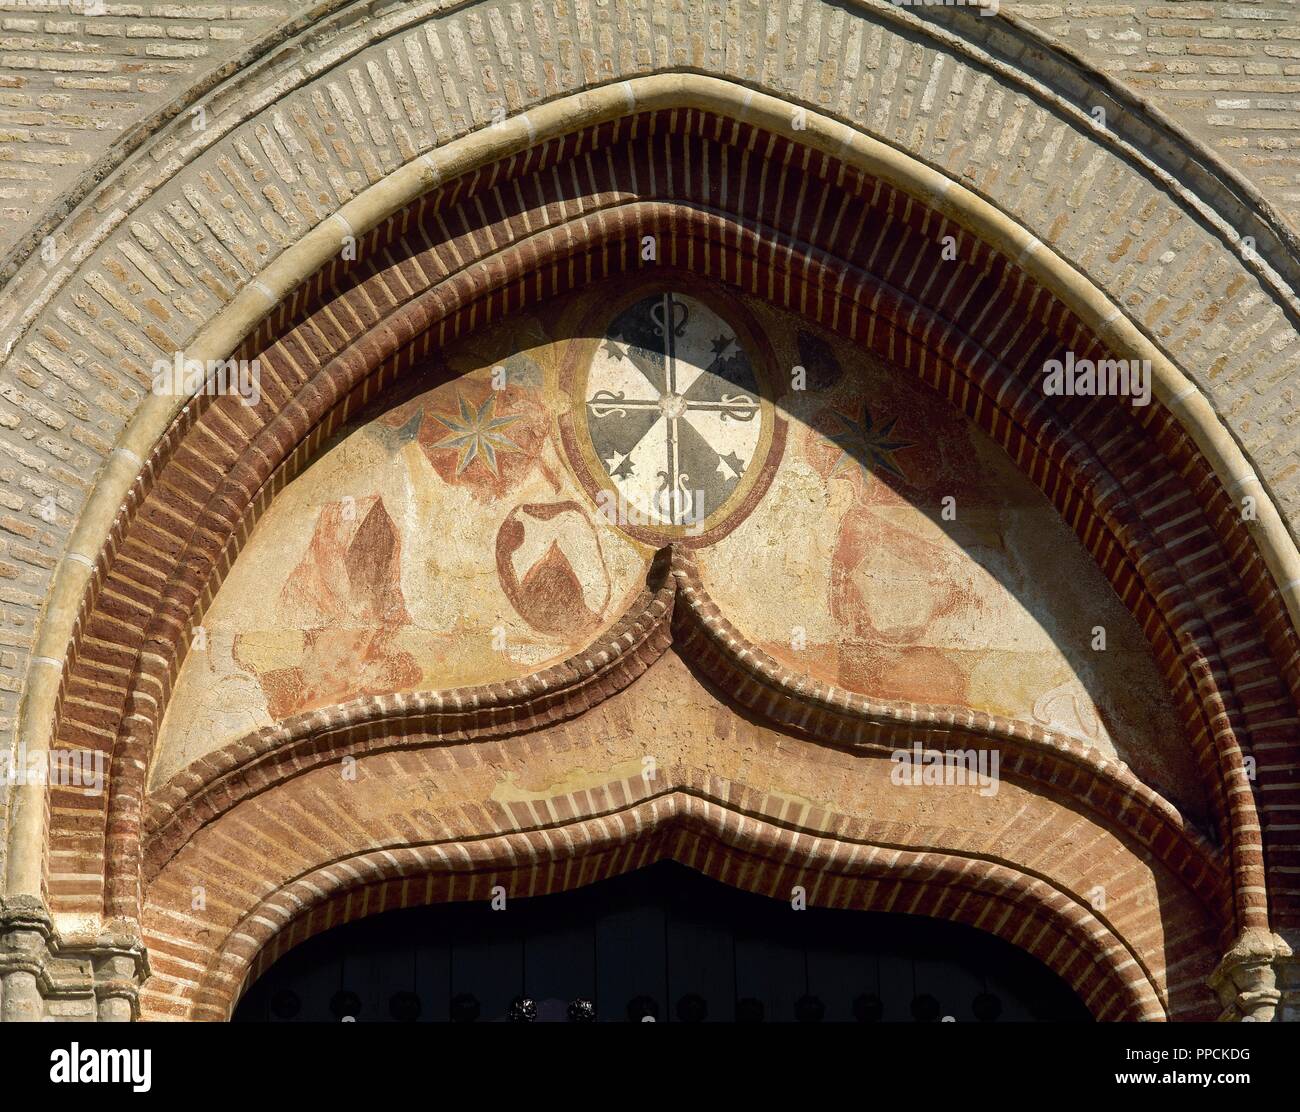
xmin=561 ymin=288 xmax=781 ymax=546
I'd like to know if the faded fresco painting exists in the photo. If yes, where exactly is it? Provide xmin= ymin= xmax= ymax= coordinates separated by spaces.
xmin=152 ymin=283 xmax=1201 ymax=819
xmin=562 ymin=290 xmax=779 ymax=544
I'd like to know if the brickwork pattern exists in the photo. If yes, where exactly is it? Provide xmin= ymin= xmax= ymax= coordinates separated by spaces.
xmin=1005 ymin=0 xmax=1300 ymax=233
xmin=136 ymin=656 xmax=1216 ymax=1019
xmin=0 ymin=1 xmax=298 ymax=263
xmin=1 ymin=1 xmax=1298 ymax=1019
xmin=13 ymin=110 xmax=1285 ymax=1034
xmin=7 ymin=3 xmax=1299 ymax=261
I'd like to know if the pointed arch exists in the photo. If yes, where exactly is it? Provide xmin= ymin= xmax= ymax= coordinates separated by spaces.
xmin=7 ymin=74 xmax=1298 ymax=1024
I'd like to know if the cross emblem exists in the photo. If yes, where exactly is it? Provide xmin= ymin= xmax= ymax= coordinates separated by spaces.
xmin=584 ymin=292 xmax=763 ymax=527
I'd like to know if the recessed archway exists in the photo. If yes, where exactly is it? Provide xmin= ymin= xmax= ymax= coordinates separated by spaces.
xmin=166 ymin=788 xmax=1162 ymax=1023
xmin=8 ymin=75 xmax=1297 ymax=1025
xmin=231 ymin=859 xmax=1094 ymax=1023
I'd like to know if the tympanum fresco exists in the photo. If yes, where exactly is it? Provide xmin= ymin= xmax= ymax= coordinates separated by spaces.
xmin=152 ymin=284 xmax=1201 ymax=823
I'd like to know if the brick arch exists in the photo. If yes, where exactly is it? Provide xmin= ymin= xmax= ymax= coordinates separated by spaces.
xmin=8 ymin=0 xmax=1296 ymax=308
xmin=135 ymin=639 xmax=1226 ymax=1019
xmin=141 ymin=546 xmax=1227 ymax=920
xmin=45 ymin=121 xmax=1284 ymax=936
xmin=36 ymin=118 xmax=1281 ymax=937
xmin=7 ymin=79 xmax=1296 ymax=1024
xmin=150 ymin=781 xmax=1178 ymax=1022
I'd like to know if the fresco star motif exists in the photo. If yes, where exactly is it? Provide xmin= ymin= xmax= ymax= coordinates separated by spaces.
xmin=827 ymin=405 xmax=914 ymax=484
xmin=430 ymin=392 xmax=522 ymax=477
xmin=716 ymin=450 xmax=745 ymax=481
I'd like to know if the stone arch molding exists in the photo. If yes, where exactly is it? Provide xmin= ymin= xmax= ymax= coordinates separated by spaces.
xmin=0 ymin=4 xmax=1298 ymax=1022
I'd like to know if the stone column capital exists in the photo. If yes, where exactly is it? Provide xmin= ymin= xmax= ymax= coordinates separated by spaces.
xmin=1209 ymin=927 xmax=1292 ymax=1022
xmin=0 ymin=898 xmax=148 ymax=1021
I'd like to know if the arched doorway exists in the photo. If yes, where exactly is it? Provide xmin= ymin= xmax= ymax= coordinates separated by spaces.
xmin=233 ymin=861 xmax=1091 ymax=1023
xmin=7 ymin=72 xmax=1294 ymax=1026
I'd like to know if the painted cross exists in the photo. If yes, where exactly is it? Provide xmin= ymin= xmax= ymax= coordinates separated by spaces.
xmin=585 ymin=292 xmax=764 ymax=526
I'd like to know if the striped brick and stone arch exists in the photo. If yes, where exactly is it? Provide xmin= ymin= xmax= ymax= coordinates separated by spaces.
xmin=4 ymin=57 xmax=1300 ymax=1019
xmin=17 ymin=82 xmax=1300 ymax=1004
xmin=127 ymin=554 xmax=1230 ymax=1022
xmin=166 ymin=796 xmax=1173 ymax=1023
xmin=37 ymin=101 xmax=1287 ymax=869
xmin=134 ymin=610 xmax=1215 ymax=1021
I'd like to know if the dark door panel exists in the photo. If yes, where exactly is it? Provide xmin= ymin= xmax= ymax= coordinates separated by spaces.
xmin=234 ymin=861 xmax=1091 ymax=1023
